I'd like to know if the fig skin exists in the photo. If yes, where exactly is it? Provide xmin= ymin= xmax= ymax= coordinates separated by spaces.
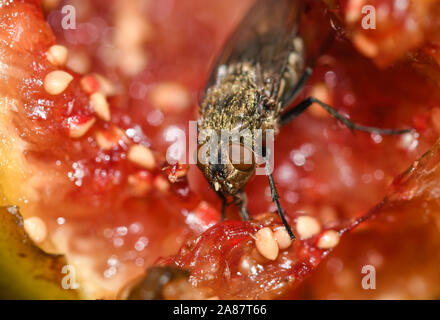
xmin=0 ymin=206 xmax=78 ymax=299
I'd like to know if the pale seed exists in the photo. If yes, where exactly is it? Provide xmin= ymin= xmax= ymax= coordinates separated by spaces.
xmin=273 ymin=226 xmax=293 ymax=250
xmin=127 ymin=144 xmax=155 ymax=170
xmin=69 ymin=117 xmax=96 ymax=138
xmin=24 ymin=217 xmax=47 ymax=244
xmin=46 ymin=45 xmax=68 ymax=67
xmin=296 ymin=216 xmax=321 ymax=240
xmin=90 ymin=92 xmax=111 ymax=121
xmin=317 ymin=230 xmax=340 ymax=249
xmin=44 ymin=70 xmax=73 ymax=95
xmin=255 ymin=227 xmax=279 ymax=261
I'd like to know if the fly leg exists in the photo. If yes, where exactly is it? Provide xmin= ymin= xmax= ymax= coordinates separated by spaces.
xmin=234 ymin=191 xmax=251 ymax=221
xmin=215 ymin=190 xmax=228 ymax=221
xmin=279 ymin=67 xmax=312 ymax=108
xmin=279 ymin=97 xmax=413 ymax=134
xmin=265 ymin=160 xmax=296 ymax=240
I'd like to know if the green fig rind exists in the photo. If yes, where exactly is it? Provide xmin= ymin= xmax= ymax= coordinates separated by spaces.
xmin=0 ymin=206 xmax=78 ymax=300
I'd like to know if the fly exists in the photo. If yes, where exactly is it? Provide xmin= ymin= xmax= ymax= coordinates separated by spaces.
xmin=197 ymin=0 xmax=411 ymax=240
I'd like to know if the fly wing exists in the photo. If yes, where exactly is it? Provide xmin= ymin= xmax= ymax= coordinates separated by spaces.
xmin=205 ymin=0 xmax=304 ymax=107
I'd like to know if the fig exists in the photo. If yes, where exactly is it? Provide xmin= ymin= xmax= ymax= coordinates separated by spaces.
xmin=0 ymin=0 xmax=440 ymax=300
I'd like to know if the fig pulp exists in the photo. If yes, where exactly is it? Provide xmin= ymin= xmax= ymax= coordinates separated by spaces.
xmin=0 ymin=0 xmax=440 ymax=299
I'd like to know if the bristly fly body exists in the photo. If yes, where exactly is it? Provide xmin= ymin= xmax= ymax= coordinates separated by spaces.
xmin=197 ymin=0 xmax=411 ymax=239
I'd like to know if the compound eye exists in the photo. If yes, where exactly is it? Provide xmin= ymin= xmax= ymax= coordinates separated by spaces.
xmin=228 ymin=143 xmax=255 ymax=172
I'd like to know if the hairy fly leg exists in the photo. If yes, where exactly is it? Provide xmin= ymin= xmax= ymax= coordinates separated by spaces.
xmin=279 ymin=97 xmax=412 ymax=134
xmin=279 ymin=67 xmax=312 ymax=109
xmin=265 ymin=160 xmax=296 ymax=240
xmin=215 ymin=189 xmax=228 ymax=221
xmin=234 ymin=191 xmax=251 ymax=221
